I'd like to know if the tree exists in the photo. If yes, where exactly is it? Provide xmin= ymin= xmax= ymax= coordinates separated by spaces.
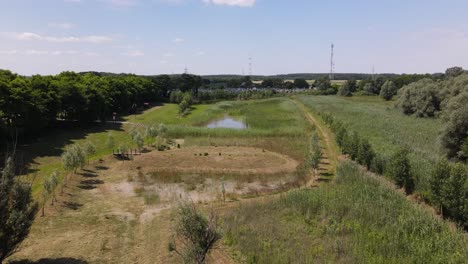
xmin=396 ymin=78 xmax=441 ymax=117
xmin=445 ymin=66 xmax=464 ymax=78
xmin=379 ymin=80 xmax=397 ymax=101
xmin=337 ymin=83 xmax=352 ymax=97
xmin=440 ymin=164 xmax=467 ymax=225
xmin=146 ymin=124 xmax=159 ymax=140
xmin=133 ymin=132 xmax=144 ymax=152
xmin=106 ymin=133 xmax=115 ymax=149
xmin=84 ymin=141 xmax=96 ymax=164
xmin=314 ymin=76 xmax=331 ymax=91
xmin=293 ymin=78 xmax=309 ymax=89
xmin=42 ymin=177 xmax=53 ymax=216
xmin=0 ymin=157 xmax=38 ymax=262
xmin=61 ymin=144 xmax=86 ymax=188
xmin=439 ymin=92 xmax=468 ymax=160
xmin=357 ymin=139 xmax=375 ymax=170
xmin=158 ymin=123 xmax=168 ymax=138
xmin=430 ymin=160 xmax=450 ymax=209
xmin=387 ymin=148 xmax=414 ymax=194
xmin=363 ymin=83 xmax=376 ymax=95
xmin=169 ymin=203 xmax=220 ymax=264
xmin=309 ymin=132 xmax=322 ymax=174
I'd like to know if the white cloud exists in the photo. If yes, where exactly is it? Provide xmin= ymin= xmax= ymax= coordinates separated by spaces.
xmin=25 ymin=50 xmax=49 ymax=55
xmin=51 ymin=50 xmax=79 ymax=55
xmin=202 ymin=0 xmax=255 ymax=7
xmin=196 ymin=51 xmax=205 ymax=56
xmin=122 ymin=50 xmax=144 ymax=56
xmin=101 ymin=0 xmax=138 ymax=7
xmin=84 ymin=52 xmax=100 ymax=56
xmin=173 ymin=37 xmax=184 ymax=43
xmin=48 ymin=22 xmax=75 ymax=29
xmin=163 ymin=52 xmax=174 ymax=57
xmin=0 ymin=50 xmax=18 ymax=55
xmin=64 ymin=0 xmax=82 ymax=3
xmin=160 ymin=60 xmax=168 ymax=64
xmin=1 ymin=32 xmax=114 ymax=43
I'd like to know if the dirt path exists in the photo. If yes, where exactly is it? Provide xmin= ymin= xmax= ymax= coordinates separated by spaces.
xmin=292 ymin=97 xmax=340 ymax=184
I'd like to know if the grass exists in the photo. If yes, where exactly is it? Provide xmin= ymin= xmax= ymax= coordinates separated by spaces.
xmin=131 ymin=98 xmax=311 ymax=138
xmin=296 ymin=95 xmax=444 ymax=192
xmin=223 ymin=161 xmax=468 ymax=264
xmin=19 ymin=97 xmax=309 ymax=198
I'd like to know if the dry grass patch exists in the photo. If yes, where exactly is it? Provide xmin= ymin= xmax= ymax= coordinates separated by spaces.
xmin=125 ymin=146 xmax=299 ymax=175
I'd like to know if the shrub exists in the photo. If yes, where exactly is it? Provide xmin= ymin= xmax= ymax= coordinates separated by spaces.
xmin=0 ymin=157 xmax=38 ymax=262
xmin=387 ymin=148 xmax=414 ymax=194
xmin=379 ymin=80 xmax=397 ymax=101
xmin=170 ymin=203 xmax=220 ymax=263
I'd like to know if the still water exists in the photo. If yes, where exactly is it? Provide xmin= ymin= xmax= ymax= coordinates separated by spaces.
xmin=206 ymin=116 xmax=247 ymax=129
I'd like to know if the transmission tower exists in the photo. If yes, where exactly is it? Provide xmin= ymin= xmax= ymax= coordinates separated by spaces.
xmin=184 ymin=65 xmax=188 ymax=74
xmin=329 ymin=43 xmax=335 ymax=80
xmin=248 ymin=57 xmax=253 ymax=76
xmin=372 ymin=65 xmax=375 ymax=80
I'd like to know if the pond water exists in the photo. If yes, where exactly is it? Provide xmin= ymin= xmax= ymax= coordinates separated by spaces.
xmin=206 ymin=116 xmax=247 ymax=129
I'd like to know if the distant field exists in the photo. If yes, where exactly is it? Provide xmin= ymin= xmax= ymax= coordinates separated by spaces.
xmin=296 ymin=95 xmax=443 ymax=192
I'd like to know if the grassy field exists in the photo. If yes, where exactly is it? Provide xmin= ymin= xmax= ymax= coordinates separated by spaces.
xmin=9 ymin=95 xmax=467 ymax=263
xmin=19 ymin=97 xmax=310 ymax=198
xmin=223 ymin=161 xmax=468 ymax=264
xmin=8 ymin=96 xmax=315 ymax=263
xmin=296 ymin=95 xmax=443 ymax=193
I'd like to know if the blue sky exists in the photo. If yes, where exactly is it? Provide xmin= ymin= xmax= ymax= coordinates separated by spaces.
xmin=0 ymin=0 xmax=467 ymax=75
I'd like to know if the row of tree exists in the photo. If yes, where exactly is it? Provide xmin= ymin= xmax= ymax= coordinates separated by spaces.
xmin=0 ymin=69 xmax=204 ymax=139
xmin=320 ymin=112 xmax=467 ymax=228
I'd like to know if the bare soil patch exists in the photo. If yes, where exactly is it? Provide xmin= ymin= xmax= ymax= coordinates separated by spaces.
xmin=124 ymin=146 xmax=298 ymax=175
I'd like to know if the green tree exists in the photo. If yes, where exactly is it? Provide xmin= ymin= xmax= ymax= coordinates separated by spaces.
xmin=445 ymin=66 xmax=464 ymax=78
xmin=309 ymin=132 xmax=322 ymax=174
xmin=439 ymin=92 xmax=468 ymax=160
xmin=106 ymin=133 xmax=115 ymax=149
xmin=314 ymin=76 xmax=331 ymax=91
xmin=0 ymin=157 xmax=38 ymax=262
xmin=379 ymin=80 xmax=397 ymax=101
xmin=388 ymin=148 xmax=414 ymax=194
xmin=134 ymin=132 xmax=144 ymax=152
xmin=158 ymin=123 xmax=168 ymax=138
xmin=337 ymin=83 xmax=352 ymax=97
xmin=430 ymin=160 xmax=450 ymax=209
xmin=84 ymin=141 xmax=96 ymax=164
xmin=42 ymin=177 xmax=53 ymax=216
xmin=357 ymin=139 xmax=375 ymax=169
xmin=293 ymin=78 xmax=309 ymax=89
xmin=169 ymin=203 xmax=220 ymax=264
xmin=146 ymin=124 xmax=159 ymax=140
xmin=441 ymin=164 xmax=467 ymax=224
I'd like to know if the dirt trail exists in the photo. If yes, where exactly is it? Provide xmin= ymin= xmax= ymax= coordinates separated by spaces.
xmin=292 ymin=97 xmax=339 ymax=184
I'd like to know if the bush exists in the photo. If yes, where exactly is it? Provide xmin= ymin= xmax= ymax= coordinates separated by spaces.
xmin=396 ymin=78 xmax=441 ymax=117
xmin=170 ymin=203 xmax=220 ymax=263
xmin=387 ymin=148 xmax=414 ymax=194
xmin=0 ymin=157 xmax=38 ymax=262
xmin=379 ymin=80 xmax=397 ymax=100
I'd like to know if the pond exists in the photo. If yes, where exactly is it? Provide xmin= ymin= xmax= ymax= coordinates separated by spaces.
xmin=206 ymin=116 xmax=247 ymax=129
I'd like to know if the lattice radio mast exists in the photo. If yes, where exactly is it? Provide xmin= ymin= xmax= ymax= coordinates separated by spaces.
xmin=329 ymin=43 xmax=335 ymax=80
xmin=248 ymin=57 xmax=253 ymax=76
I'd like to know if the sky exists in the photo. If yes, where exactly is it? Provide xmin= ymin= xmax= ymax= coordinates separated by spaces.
xmin=0 ymin=0 xmax=467 ymax=76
